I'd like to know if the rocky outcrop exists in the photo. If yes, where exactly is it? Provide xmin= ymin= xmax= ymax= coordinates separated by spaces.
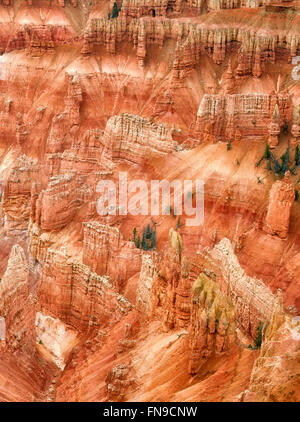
xmin=0 ymin=0 xmax=78 ymax=7
xmin=264 ymin=172 xmax=295 ymax=239
xmin=82 ymin=222 xmax=142 ymax=289
xmin=35 ymin=312 xmax=78 ymax=370
xmin=106 ymin=362 xmax=137 ymax=402
xmin=198 ymin=238 xmax=279 ymax=337
xmin=245 ymin=301 xmax=300 ymax=402
xmin=0 ymin=1 xmax=299 ymax=403
xmin=0 ymin=245 xmax=34 ymax=352
xmin=189 ymin=272 xmax=236 ymax=374
xmin=0 ymin=246 xmax=56 ymax=401
xmin=136 ymin=254 xmax=157 ymax=320
xmin=82 ymin=12 xmax=300 ymax=85
xmin=45 ymin=129 xmax=108 ymax=178
xmin=25 ymin=1 xmax=78 ymax=5
xmin=2 ymin=155 xmax=39 ymax=234
xmin=36 ymin=173 xmax=84 ymax=231
xmin=81 ymin=17 xmax=172 ymax=64
xmin=46 ymin=74 xmax=83 ymax=154
xmin=136 ymin=229 xmax=197 ymax=330
xmin=102 ymin=113 xmax=176 ymax=165
xmin=29 ymin=223 xmax=53 ymax=264
xmin=120 ymin=0 xmax=170 ymax=18
xmin=271 ymin=251 xmax=300 ymax=313
xmin=268 ymin=104 xmax=281 ymax=148
xmin=47 ymin=112 xmax=176 ymax=173
xmin=291 ymin=105 xmax=300 ymax=146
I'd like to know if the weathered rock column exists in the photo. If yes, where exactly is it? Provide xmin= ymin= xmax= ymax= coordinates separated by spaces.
xmin=268 ymin=104 xmax=281 ymax=148
xmin=264 ymin=171 xmax=295 ymax=238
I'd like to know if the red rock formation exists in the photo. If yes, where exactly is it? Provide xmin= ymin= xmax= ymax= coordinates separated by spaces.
xmin=0 ymin=243 xmax=57 ymax=401
xmin=106 ymin=363 xmax=136 ymax=401
xmin=82 ymin=222 xmax=142 ymax=289
xmin=245 ymin=299 xmax=300 ymax=402
xmin=197 ymin=238 xmax=280 ymax=337
xmin=291 ymin=105 xmax=300 ymax=146
xmin=0 ymin=244 xmax=33 ymax=352
xmin=268 ymin=104 xmax=281 ymax=148
xmin=102 ymin=113 xmax=176 ymax=164
xmin=120 ymin=0 xmax=169 ymax=18
xmin=264 ymin=171 xmax=295 ymax=239
xmin=189 ymin=272 xmax=236 ymax=374
xmin=0 ymin=2 xmax=299 ymax=404
xmin=2 ymin=155 xmax=39 ymax=233
xmin=38 ymin=247 xmax=133 ymax=331
xmin=46 ymin=74 xmax=83 ymax=154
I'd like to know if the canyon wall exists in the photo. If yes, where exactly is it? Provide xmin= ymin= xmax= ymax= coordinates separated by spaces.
xmin=0 ymin=1 xmax=299 ymax=403
xmin=38 ymin=246 xmax=133 ymax=331
xmin=194 ymin=93 xmax=292 ymax=141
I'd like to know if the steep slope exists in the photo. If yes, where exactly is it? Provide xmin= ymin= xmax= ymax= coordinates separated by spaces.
xmin=0 ymin=0 xmax=299 ymax=402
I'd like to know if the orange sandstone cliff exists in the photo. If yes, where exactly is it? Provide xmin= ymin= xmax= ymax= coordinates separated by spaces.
xmin=0 ymin=0 xmax=299 ymax=403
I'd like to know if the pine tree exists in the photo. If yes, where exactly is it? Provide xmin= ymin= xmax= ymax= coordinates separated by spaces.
xmin=227 ymin=140 xmax=232 ymax=151
xmin=264 ymin=144 xmax=271 ymax=160
xmin=133 ymin=227 xmax=137 ymax=244
xmin=279 ymin=141 xmax=290 ymax=174
xmin=146 ymin=224 xmax=151 ymax=240
xmin=112 ymin=2 xmax=119 ymax=18
xmin=254 ymin=322 xmax=263 ymax=349
xmin=136 ymin=235 xmax=141 ymax=249
xmin=177 ymin=217 xmax=181 ymax=230
xmin=295 ymin=189 xmax=299 ymax=201
xmin=142 ymin=228 xmax=148 ymax=250
xmin=295 ymin=145 xmax=300 ymax=166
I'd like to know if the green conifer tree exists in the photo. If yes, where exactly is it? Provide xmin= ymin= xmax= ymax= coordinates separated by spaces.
xmin=142 ymin=228 xmax=148 ymax=250
xmin=146 ymin=224 xmax=151 ymax=239
xmin=136 ymin=235 xmax=141 ymax=249
xmin=112 ymin=2 xmax=119 ymax=18
xmin=264 ymin=144 xmax=271 ymax=159
xmin=254 ymin=322 xmax=263 ymax=349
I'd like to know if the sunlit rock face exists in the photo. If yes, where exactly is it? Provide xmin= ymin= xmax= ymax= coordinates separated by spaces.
xmin=0 ymin=0 xmax=299 ymax=403
xmin=35 ymin=312 xmax=78 ymax=370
